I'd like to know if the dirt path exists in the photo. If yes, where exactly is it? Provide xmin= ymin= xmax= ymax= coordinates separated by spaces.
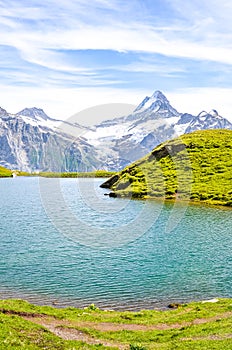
xmin=2 ymin=309 xmax=232 ymax=348
xmin=23 ymin=316 xmax=128 ymax=349
xmin=24 ymin=311 xmax=232 ymax=332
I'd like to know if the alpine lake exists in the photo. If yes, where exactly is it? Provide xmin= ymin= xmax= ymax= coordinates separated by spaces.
xmin=0 ymin=177 xmax=231 ymax=311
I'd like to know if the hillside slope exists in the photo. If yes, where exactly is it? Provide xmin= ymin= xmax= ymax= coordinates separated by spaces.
xmin=102 ymin=129 xmax=232 ymax=206
xmin=0 ymin=165 xmax=12 ymax=177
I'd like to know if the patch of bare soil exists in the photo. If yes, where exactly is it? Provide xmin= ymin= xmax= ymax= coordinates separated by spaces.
xmin=23 ymin=316 xmax=128 ymax=349
xmin=20 ymin=310 xmax=232 ymax=330
xmin=22 ymin=311 xmax=232 ymax=332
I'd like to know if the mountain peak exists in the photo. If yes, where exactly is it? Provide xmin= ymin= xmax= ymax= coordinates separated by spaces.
xmin=185 ymin=109 xmax=232 ymax=134
xmin=0 ymin=107 xmax=8 ymax=116
xmin=210 ymin=109 xmax=219 ymax=117
xmin=151 ymin=90 xmax=168 ymax=101
xmin=198 ymin=111 xmax=208 ymax=118
xmin=198 ymin=110 xmax=220 ymax=118
xmin=17 ymin=107 xmax=50 ymax=121
xmin=133 ymin=90 xmax=178 ymax=117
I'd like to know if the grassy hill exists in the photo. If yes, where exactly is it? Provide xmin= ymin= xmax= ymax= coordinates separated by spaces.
xmin=0 ymin=166 xmax=14 ymax=177
xmin=104 ymin=129 xmax=232 ymax=206
xmin=0 ymin=298 xmax=231 ymax=349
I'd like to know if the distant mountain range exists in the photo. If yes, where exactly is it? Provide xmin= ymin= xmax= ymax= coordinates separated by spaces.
xmin=0 ymin=91 xmax=232 ymax=172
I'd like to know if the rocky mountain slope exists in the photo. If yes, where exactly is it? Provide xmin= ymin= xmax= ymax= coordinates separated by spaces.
xmin=101 ymin=129 xmax=232 ymax=206
xmin=0 ymin=91 xmax=231 ymax=172
xmin=0 ymin=107 xmax=100 ymax=172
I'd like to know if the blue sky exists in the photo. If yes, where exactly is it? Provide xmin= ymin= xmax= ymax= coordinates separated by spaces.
xmin=0 ymin=0 xmax=232 ymax=120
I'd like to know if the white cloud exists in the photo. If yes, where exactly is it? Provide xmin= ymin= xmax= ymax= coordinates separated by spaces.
xmin=1 ymin=0 xmax=232 ymax=70
xmin=2 ymin=23 xmax=232 ymax=68
xmin=112 ymin=61 xmax=185 ymax=74
xmin=0 ymin=0 xmax=232 ymax=123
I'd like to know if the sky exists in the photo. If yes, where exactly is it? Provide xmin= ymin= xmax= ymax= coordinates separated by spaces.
xmin=0 ymin=0 xmax=232 ymax=122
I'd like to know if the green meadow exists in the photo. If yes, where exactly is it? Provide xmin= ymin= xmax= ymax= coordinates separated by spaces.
xmin=0 ymin=166 xmax=12 ymax=177
xmin=0 ymin=298 xmax=231 ymax=349
xmin=109 ymin=129 xmax=232 ymax=206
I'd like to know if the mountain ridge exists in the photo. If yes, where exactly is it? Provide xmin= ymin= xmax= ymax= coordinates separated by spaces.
xmin=0 ymin=91 xmax=232 ymax=172
xmin=0 ymin=107 xmax=100 ymax=172
xmin=16 ymin=107 xmax=51 ymax=121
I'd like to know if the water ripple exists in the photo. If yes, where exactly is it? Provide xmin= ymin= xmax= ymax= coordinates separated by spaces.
xmin=0 ymin=177 xmax=231 ymax=310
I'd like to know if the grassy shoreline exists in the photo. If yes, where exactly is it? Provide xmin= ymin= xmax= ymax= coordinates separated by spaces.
xmin=0 ymin=167 xmax=115 ymax=178
xmin=116 ymin=194 xmax=232 ymax=210
xmin=38 ymin=170 xmax=115 ymax=178
xmin=0 ymin=298 xmax=231 ymax=349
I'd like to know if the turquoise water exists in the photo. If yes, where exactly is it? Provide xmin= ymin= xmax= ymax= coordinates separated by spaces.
xmin=0 ymin=177 xmax=231 ymax=310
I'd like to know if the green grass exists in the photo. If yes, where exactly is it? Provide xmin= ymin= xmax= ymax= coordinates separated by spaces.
xmin=107 ymin=129 xmax=232 ymax=206
xmin=0 ymin=166 xmax=115 ymax=179
xmin=0 ymin=298 xmax=231 ymax=349
xmin=0 ymin=166 xmax=13 ymax=177
xmin=39 ymin=170 xmax=116 ymax=178
xmin=0 ymin=166 xmax=34 ymax=178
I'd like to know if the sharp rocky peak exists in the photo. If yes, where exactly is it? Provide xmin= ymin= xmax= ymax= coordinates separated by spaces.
xmin=133 ymin=90 xmax=177 ymax=116
xmin=16 ymin=107 xmax=50 ymax=120
xmin=0 ymin=107 xmax=8 ymax=116
xmin=209 ymin=109 xmax=219 ymax=117
xmin=151 ymin=90 xmax=168 ymax=101
xmin=198 ymin=110 xmax=220 ymax=118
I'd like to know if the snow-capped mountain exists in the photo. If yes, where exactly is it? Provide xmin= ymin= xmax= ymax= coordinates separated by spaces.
xmin=15 ymin=107 xmax=63 ymax=131
xmin=0 ymin=91 xmax=231 ymax=172
xmin=185 ymin=110 xmax=232 ymax=133
xmin=133 ymin=90 xmax=179 ymax=116
xmin=83 ymin=91 xmax=232 ymax=170
xmin=83 ymin=91 xmax=180 ymax=169
xmin=16 ymin=107 xmax=88 ymax=137
xmin=17 ymin=107 xmax=51 ymax=120
xmin=85 ymin=91 xmax=179 ymax=145
xmin=0 ymin=107 xmax=9 ymax=117
xmin=0 ymin=108 xmax=100 ymax=172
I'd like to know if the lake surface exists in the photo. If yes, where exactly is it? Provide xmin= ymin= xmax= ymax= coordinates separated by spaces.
xmin=0 ymin=177 xmax=231 ymax=310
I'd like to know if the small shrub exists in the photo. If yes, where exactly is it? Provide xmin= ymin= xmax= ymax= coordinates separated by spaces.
xmin=199 ymin=193 xmax=209 ymax=200
xmin=190 ymin=193 xmax=200 ymax=200
xmin=87 ymin=303 xmax=99 ymax=311
xmin=130 ymin=345 xmax=147 ymax=350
